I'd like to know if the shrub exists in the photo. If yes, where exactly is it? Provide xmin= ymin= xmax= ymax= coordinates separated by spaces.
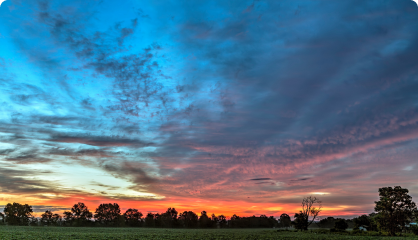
xmin=411 ymin=225 xmax=418 ymax=235
xmin=334 ymin=219 xmax=348 ymax=230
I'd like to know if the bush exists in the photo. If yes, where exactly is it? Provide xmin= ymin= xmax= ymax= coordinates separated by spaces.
xmin=330 ymin=228 xmax=346 ymax=233
xmin=311 ymin=229 xmax=329 ymax=234
xmin=334 ymin=219 xmax=348 ymax=230
xmin=411 ymin=225 xmax=418 ymax=235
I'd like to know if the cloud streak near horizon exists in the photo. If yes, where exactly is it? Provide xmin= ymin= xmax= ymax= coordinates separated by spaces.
xmin=1 ymin=0 xmax=418 ymax=218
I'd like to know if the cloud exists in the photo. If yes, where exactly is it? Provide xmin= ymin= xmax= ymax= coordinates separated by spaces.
xmin=250 ymin=178 xmax=271 ymax=181
xmin=49 ymin=135 xmax=153 ymax=147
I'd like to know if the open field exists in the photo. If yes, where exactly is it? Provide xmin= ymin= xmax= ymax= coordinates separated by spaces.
xmin=0 ymin=226 xmax=417 ymax=240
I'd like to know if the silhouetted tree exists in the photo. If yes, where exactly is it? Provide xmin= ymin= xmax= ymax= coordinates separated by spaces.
xmin=41 ymin=210 xmax=61 ymax=226
xmin=375 ymin=186 xmax=417 ymax=236
xmin=218 ymin=215 xmax=227 ymax=228
xmin=63 ymin=211 xmax=73 ymax=226
xmin=353 ymin=214 xmax=377 ymax=231
xmin=229 ymin=214 xmax=240 ymax=228
xmin=0 ymin=212 xmax=4 ymax=224
xmin=160 ymin=208 xmax=178 ymax=227
xmin=293 ymin=196 xmax=322 ymax=230
xmin=334 ymin=219 xmax=348 ymax=230
xmin=154 ymin=213 xmax=162 ymax=227
xmin=199 ymin=211 xmax=212 ymax=228
xmin=178 ymin=211 xmax=198 ymax=228
xmin=3 ymin=202 xmax=33 ymax=226
xmin=65 ymin=202 xmax=93 ymax=226
xmin=318 ymin=217 xmax=335 ymax=228
xmin=144 ymin=213 xmax=155 ymax=227
xmin=279 ymin=213 xmax=291 ymax=228
xmin=94 ymin=203 xmax=121 ymax=226
xmin=124 ymin=208 xmax=143 ymax=227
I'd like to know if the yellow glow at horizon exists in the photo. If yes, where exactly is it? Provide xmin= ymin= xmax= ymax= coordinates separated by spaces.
xmin=311 ymin=192 xmax=330 ymax=195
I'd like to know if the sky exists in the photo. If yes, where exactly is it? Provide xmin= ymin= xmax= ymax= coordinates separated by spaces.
xmin=1 ymin=0 xmax=418 ymax=219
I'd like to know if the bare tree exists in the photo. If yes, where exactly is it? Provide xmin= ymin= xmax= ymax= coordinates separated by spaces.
xmin=294 ymin=196 xmax=322 ymax=230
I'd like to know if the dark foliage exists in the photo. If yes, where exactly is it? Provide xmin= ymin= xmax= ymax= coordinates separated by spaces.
xmin=41 ymin=210 xmax=62 ymax=226
xmin=228 ymin=214 xmax=277 ymax=228
xmin=374 ymin=186 xmax=417 ymax=235
xmin=63 ymin=202 xmax=93 ymax=226
xmin=279 ymin=213 xmax=291 ymax=228
xmin=94 ymin=203 xmax=122 ymax=226
xmin=124 ymin=208 xmax=143 ymax=227
xmin=3 ymin=202 xmax=33 ymax=226
xmin=178 ymin=211 xmax=198 ymax=228
xmin=334 ymin=219 xmax=348 ymax=230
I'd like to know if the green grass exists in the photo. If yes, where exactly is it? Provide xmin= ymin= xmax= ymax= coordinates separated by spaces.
xmin=0 ymin=226 xmax=417 ymax=239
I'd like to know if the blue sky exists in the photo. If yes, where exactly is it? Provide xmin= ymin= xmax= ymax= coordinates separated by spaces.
xmin=1 ymin=0 xmax=418 ymax=218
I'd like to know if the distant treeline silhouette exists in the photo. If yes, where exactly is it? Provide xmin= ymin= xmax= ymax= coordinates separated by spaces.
xmin=0 ymin=202 xmax=281 ymax=228
xmin=1 ymin=186 xmax=417 ymax=235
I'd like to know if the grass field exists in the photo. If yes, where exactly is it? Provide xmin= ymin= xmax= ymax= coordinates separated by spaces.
xmin=0 ymin=226 xmax=417 ymax=240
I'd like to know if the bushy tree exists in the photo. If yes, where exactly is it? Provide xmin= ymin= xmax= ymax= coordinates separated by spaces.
xmin=334 ymin=219 xmax=348 ymax=230
xmin=94 ymin=203 xmax=121 ymax=226
xmin=64 ymin=202 xmax=92 ymax=226
xmin=279 ymin=213 xmax=291 ymax=228
xmin=178 ymin=211 xmax=198 ymax=228
xmin=218 ymin=215 xmax=227 ymax=228
xmin=41 ymin=210 xmax=61 ymax=226
xmin=123 ymin=208 xmax=143 ymax=227
xmin=353 ymin=214 xmax=378 ymax=231
xmin=374 ymin=186 xmax=417 ymax=235
xmin=199 ymin=211 xmax=213 ymax=228
xmin=3 ymin=202 xmax=33 ymax=226
xmin=161 ymin=208 xmax=178 ymax=228
xmin=144 ymin=213 xmax=155 ymax=227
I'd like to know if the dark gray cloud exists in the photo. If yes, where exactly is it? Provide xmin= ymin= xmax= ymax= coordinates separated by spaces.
xmin=250 ymin=178 xmax=271 ymax=181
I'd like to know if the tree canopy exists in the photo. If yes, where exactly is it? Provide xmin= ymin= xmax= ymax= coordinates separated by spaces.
xmin=374 ymin=186 xmax=418 ymax=236
xmin=95 ymin=203 xmax=121 ymax=226
xmin=3 ymin=202 xmax=33 ymax=226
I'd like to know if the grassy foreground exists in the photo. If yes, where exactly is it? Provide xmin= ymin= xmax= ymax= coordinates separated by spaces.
xmin=0 ymin=226 xmax=417 ymax=240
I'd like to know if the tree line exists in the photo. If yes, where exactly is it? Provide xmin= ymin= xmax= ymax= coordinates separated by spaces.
xmin=0 ymin=202 xmax=280 ymax=228
xmin=1 ymin=186 xmax=417 ymax=235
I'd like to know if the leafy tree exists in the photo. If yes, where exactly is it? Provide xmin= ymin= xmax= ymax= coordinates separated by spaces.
xmin=374 ymin=186 xmax=417 ymax=236
xmin=353 ymin=214 xmax=376 ymax=230
xmin=293 ymin=212 xmax=308 ymax=230
xmin=63 ymin=211 xmax=73 ymax=226
xmin=94 ymin=203 xmax=121 ymax=226
xmin=52 ymin=213 xmax=62 ymax=226
xmin=123 ymin=208 xmax=143 ymax=227
xmin=144 ymin=213 xmax=155 ymax=227
xmin=334 ymin=219 xmax=348 ymax=230
xmin=161 ymin=208 xmax=178 ymax=227
xmin=199 ymin=211 xmax=212 ymax=228
xmin=66 ymin=202 xmax=93 ymax=226
xmin=218 ymin=215 xmax=227 ymax=228
xmin=293 ymin=196 xmax=322 ymax=230
xmin=279 ymin=213 xmax=291 ymax=228
xmin=318 ymin=217 xmax=335 ymax=228
xmin=3 ymin=202 xmax=33 ymax=226
xmin=229 ymin=214 xmax=240 ymax=228
xmin=178 ymin=211 xmax=198 ymax=228
xmin=41 ymin=210 xmax=60 ymax=226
